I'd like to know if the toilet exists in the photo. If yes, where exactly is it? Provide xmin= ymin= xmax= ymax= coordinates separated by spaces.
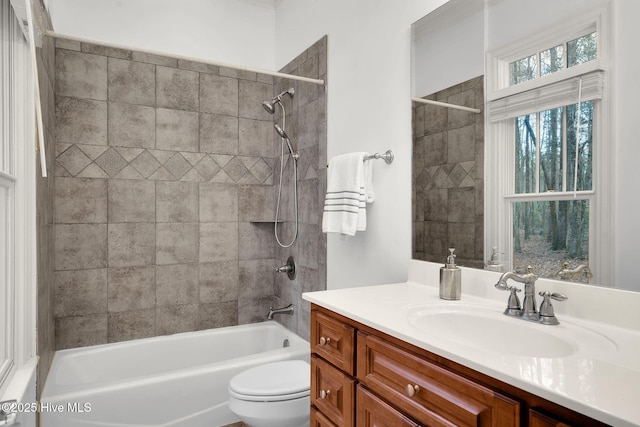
xmin=228 ymin=360 xmax=310 ymax=427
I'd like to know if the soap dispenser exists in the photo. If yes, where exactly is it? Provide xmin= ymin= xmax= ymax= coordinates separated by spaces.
xmin=440 ymin=248 xmax=461 ymax=300
xmin=485 ymin=247 xmax=504 ymax=272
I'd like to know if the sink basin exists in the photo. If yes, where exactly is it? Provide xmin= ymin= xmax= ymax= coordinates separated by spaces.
xmin=406 ymin=303 xmax=617 ymax=358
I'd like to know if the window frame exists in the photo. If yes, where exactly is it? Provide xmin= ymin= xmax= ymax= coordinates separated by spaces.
xmin=0 ymin=0 xmax=37 ymax=396
xmin=485 ymin=8 xmax=614 ymax=285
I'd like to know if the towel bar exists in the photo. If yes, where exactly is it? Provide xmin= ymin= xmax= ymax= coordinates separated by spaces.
xmin=364 ymin=150 xmax=394 ymax=164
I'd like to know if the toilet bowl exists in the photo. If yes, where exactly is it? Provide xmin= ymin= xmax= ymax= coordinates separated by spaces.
xmin=228 ymin=360 xmax=310 ymax=427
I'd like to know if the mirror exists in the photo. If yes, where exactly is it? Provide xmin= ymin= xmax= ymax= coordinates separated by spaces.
xmin=412 ymin=0 xmax=485 ymax=269
xmin=411 ymin=0 xmax=640 ymax=291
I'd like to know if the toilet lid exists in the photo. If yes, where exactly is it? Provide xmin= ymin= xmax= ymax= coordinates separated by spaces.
xmin=228 ymin=360 xmax=310 ymax=402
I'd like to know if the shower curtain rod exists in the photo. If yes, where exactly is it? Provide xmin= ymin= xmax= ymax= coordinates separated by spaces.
xmin=412 ymin=97 xmax=481 ymax=114
xmin=45 ymin=31 xmax=325 ymax=86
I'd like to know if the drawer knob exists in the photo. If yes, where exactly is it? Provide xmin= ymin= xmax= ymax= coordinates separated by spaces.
xmin=319 ymin=389 xmax=331 ymax=399
xmin=319 ymin=336 xmax=331 ymax=346
xmin=405 ymin=384 xmax=420 ymax=397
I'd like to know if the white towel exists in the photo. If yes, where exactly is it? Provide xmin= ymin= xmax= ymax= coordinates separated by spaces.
xmin=322 ymin=152 xmax=375 ymax=236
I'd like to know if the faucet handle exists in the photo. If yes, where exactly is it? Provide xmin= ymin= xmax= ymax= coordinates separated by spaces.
xmin=539 ymin=291 xmax=568 ymax=302
xmin=538 ymin=291 xmax=567 ymax=325
xmin=503 ymin=286 xmax=522 ymax=316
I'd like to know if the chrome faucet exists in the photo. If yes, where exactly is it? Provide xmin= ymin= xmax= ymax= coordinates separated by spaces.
xmin=495 ymin=266 xmax=567 ymax=325
xmin=267 ymin=304 xmax=294 ymax=320
xmin=556 ymin=261 xmax=593 ymax=282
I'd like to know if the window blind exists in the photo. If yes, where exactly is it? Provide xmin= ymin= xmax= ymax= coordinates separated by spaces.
xmin=488 ymin=70 xmax=604 ymax=122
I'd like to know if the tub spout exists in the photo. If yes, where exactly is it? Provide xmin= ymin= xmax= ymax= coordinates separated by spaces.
xmin=267 ymin=304 xmax=294 ymax=320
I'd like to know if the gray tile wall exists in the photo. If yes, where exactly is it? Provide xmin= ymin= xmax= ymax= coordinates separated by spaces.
xmin=271 ymin=37 xmax=328 ymax=340
xmin=35 ymin=2 xmax=56 ymax=397
xmin=53 ymin=37 xmax=327 ymax=349
xmin=412 ymin=76 xmax=484 ymax=269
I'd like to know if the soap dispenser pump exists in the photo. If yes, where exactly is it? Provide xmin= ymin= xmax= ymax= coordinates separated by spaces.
xmin=440 ymin=248 xmax=461 ymax=300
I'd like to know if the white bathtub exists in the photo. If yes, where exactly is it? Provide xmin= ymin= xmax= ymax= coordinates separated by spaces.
xmin=41 ymin=321 xmax=310 ymax=427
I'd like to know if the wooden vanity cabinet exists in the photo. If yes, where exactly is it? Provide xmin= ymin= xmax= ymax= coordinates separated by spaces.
xmin=310 ymin=304 xmax=610 ymax=427
xmin=357 ymin=331 xmax=520 ymax=426
xmin=310 ymin=310 xmax=356 ymax=427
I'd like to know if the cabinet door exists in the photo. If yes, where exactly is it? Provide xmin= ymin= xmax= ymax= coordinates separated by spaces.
xmin=311 ymin=310 xmax=356 ymax=375
xmin=529 ymin=410 xmax=573 ymax=427
xmin=357 ymin=385 xmax=419 ymax=427
xmin=357 ymin=332 xmax=520 ymax=427
xmin=312 ymin=406 xmax=338 ymax=427
xmin=311 ymin=355 xmax=355 ymax=427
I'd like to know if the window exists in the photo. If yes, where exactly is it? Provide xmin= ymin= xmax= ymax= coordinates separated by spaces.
xmin=508 ymin=32 xmax=598 ymax=86
xmin=485 ymin=12 xmax=613 ymax=285
xmin=0 ymin=0 xmax=37 ymax=394
xmin=511 ymin=101 xmax=593 ymax=275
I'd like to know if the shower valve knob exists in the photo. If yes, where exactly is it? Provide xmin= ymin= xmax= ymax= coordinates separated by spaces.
xmin=274 ymin=256 xmax=296 ymax=280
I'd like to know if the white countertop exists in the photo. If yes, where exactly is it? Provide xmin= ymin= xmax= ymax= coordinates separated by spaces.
xmin=303 ymin=261 xmax=640 ymax=427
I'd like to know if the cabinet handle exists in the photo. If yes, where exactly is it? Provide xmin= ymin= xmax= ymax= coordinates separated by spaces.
xmin=405 ymin=384 xmax=420 ymax=397
xmin=319 ymin=336 xmax=331 ymax=346
xmin=319 ymin=389 xmax=331 ymax=399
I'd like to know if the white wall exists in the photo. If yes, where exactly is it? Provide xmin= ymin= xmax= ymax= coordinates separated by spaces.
xmin=46 ymin=0 xmax=276 ymax=69
xmin=412 ymin=0 xmax=484 ymax=97
xmin=613 ymin=0 xmax=640 ymax=291
xmin=275 ymin=0 xmax=447 ymax=289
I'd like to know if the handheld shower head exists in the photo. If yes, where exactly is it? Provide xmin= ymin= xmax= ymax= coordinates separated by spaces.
xmin=274 ymin=124 xmax=297 ymax=159
xmin=274 ymin=123 xmax=288 ymax=140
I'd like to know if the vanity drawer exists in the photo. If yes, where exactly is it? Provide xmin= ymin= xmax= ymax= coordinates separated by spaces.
xmin=529 ymin=410 xmax=572 ymax=427
xmin=311 ymin=310 xmax=356 ymax=375
xmin=311 ymin=406 xmax=338 ymax=427
xmin=311 ymin=354 xmax=356 ymax=427
xmin=357 ymin=332 xmax=521 ymax=427
xmin=356 ymin=385 xmax=419 ymax=427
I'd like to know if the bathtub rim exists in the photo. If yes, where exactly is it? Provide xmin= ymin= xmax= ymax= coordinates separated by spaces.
xmin=41 ymin=320 xmax=310 ymax=402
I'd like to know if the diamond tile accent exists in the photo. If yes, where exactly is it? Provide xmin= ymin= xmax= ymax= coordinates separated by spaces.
xmin=449 ymin=163 xmax=466 ymax=187
xmin=222 ymin=156 xmax=248 ymax=182
xmin=433 ymin=167 xmax=454 ymax=189
xmin=164 ymin=153 xmax=191 ymax=179
xmin=181 ymin=152 xmax=206 ymax=166
xmin=77 ymin=163 xmax=109 ymax=178
xmin=210 ymin=154 xmax=233 ymax=168
xmin=304 ymin=165 xmax=318 ymax=180
xmin=77 ymin=144 xmax=109 ymax=160
xmin=148 ymin=149 xmax=174 ymax=165
xmin=57 ymin=145 xmax=92 ymax=176
xmin=249 ymin=158 xmax=272 ymax=183
xmin=237 ymin=172 xmax=259 ymax=184
xmin=114 ymin=165 xmax=144 ymax=180
xmin=115 ymin=147 xmax=145 ymax=162
xmin=238 ymin=156 xmax=259 ymax=170
xmin=56 ymin=143 xmax=72 ymax=157
xmin=95 ymin=147 xmax=128 ymax=177
xmin=130 ymin=150 xmax=161 ymax=178
xmin=193 ymin=155 xmax=221 ymax=181
xmin=212 ymin=169 xmax=234 ymax=183
xmin=180 ymin=169 xmax=205 ymax=182
xmin=54 ymin=144 xmax=281 ymax=185
xmin=148 ymin=166 xmax=174 ymax=181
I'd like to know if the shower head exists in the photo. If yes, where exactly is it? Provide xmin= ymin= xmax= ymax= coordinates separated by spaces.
xmin=262 ymin=101 xmax=277 ymax=114
xmin=274 ymin=123 xmax=288 ymax=140
xmin=274 ymin=124 xmax=297 ymax=159
xmin=261 ymin=88 xmax=295 ymax=115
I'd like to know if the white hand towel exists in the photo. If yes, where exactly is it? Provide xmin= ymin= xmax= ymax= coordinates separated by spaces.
xmin=322 ymin=152 xmax=374 ymax=236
